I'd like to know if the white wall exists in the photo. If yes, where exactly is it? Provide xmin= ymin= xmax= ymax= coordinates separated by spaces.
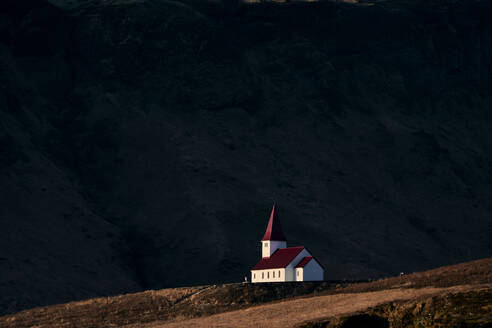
xmin=295 ymin=268 xmax=303 ymax=281
xmin=284 ymin=249 xmax=311 ymax=281
xmin=251 ymin=268 xmax=286 ymax=283
xmin=261 ymin=240 xmax=287 ymax=258
xmin=301 ymin=259 xmax=324 ymax=281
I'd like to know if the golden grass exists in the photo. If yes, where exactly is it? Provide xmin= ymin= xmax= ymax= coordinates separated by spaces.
xmin=1 ymin=258 xmax=490 ymax=328
xmin=0 ymin=287 xmax=204 ymax=328
xmin=139 ymin=285 xmax=492 ymax=328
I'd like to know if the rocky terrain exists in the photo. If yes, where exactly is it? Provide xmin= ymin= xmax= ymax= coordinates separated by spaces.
xmin=1 ymin=0 xmax=491 ymax=315
xmin=300 ymin=288 xmax=492 ymax=328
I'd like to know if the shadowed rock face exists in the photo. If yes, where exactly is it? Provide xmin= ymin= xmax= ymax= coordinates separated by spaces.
xmin=340 ymin=314 xmax=389 ymax=328
xmin=0 ymin=0 xmax=491 ymax=314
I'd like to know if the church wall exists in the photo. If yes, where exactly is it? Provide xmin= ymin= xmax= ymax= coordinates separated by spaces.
xmin=251 ymin=268 xmax=286 ymax=282
xmin=295 ymin=267 xmax=303 ymax=281
xmin=262 ymin=240 xmax=287 ymax=258
xmin=302 ymin=259 xmax=324 ymax=281
xmin=285 ymin=249 xmax=311 ymax=281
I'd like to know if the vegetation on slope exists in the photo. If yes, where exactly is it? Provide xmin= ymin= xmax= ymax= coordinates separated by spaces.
xmin=299 ymin=289 xmax=492 ymax=328
xmin=0 ymin=258 xmax=490 ymax=328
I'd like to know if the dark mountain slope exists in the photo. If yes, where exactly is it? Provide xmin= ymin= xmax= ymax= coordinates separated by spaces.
xmin=0 ymin=0 xmax=491 ymax=314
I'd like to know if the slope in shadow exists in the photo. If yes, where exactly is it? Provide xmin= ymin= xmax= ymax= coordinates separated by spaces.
xmin=340 ymin=314 xmax=389 ymax=328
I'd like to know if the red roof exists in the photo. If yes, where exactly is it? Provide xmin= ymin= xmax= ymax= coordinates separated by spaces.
xmin=252 ymin=246 xmax=304 ymax=270
xmin=261 ymin=205 xmax=287 ymax=241
xmin=295 ymin=256 xmax=313 ymax=268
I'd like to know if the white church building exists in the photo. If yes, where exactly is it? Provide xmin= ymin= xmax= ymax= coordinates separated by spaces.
xmin=251 ymin=205 xmax=324 ymax=283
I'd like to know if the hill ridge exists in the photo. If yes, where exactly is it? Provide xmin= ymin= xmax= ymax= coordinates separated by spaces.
xmin=0 ymin=257 xmax=490 ymax=328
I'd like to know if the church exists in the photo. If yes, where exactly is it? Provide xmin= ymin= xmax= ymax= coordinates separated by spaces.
xmin=251 ymin=205 xmax=324 ymax=283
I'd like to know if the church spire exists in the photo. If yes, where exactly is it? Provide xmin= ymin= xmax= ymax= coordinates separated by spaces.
xmin=261 ymin=204 xmax=287 ymax=241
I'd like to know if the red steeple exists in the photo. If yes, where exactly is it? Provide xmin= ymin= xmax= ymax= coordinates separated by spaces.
xmin=261 ymin=204 xmax=287 ymax=241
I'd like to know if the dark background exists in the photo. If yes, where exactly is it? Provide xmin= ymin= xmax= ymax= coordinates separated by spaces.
xmin=0 ymin=0 xmax=491 ymax=315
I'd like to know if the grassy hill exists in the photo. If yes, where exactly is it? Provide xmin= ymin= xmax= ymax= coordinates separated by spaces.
xmin=299 ymin=289 xmax=492 ymax=328
xmin=1 ymin=0 xmax=491 ymax=315
xmin=0 ymin=257 xmax=490 ymax=328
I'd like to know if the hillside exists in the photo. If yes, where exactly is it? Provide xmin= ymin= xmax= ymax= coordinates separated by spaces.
xmin=0 ymin=257 xmax=490 ymax=328
xmin=1 ymin=0 xmax=492 ymax=315
xmin=152 ymin=286 xmax=491 ymax=328
xmin=321 ymin=289 xmax=491 ymax=328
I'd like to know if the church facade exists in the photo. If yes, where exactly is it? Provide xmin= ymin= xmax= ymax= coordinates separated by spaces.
xmin=251 ymin=205 xmax=324 ymax=283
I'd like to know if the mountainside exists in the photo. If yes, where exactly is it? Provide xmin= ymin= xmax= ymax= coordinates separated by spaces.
xmin=1 ymin=0 xmax=491 ymax=315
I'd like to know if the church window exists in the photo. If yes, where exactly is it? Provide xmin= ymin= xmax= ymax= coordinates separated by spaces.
xmin=273 ymin=271 xmax=275 ymax=278
xmin=297 ymin=270 xmax=299 ymax=277
xmin=254 ymin=273 xmax=256 ymax=279
xmin=279 ymin=270 xmax=281 ymax=277
xmin=267 ymin=271 xmax=269 ymax=278
xmin=262 ymin=272 xmax=264 ymax=279
xmin=264 ymin=243 xmax=268 ymax=247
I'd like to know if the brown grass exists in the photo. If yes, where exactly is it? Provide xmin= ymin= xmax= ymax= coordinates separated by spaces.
xmin=0 ymin=257 xmax=491 ymax=328
xmin=0 ymin=287 xmax=205 ymax=328
xmin=137 ymin=285 xmax=492 ymax=328
xmin=325 ymin=257 xmax=492 ymax=293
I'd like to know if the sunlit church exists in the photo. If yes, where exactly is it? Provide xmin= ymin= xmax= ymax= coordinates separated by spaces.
xmin=251 ymin=205 xmax=324 ymax=282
